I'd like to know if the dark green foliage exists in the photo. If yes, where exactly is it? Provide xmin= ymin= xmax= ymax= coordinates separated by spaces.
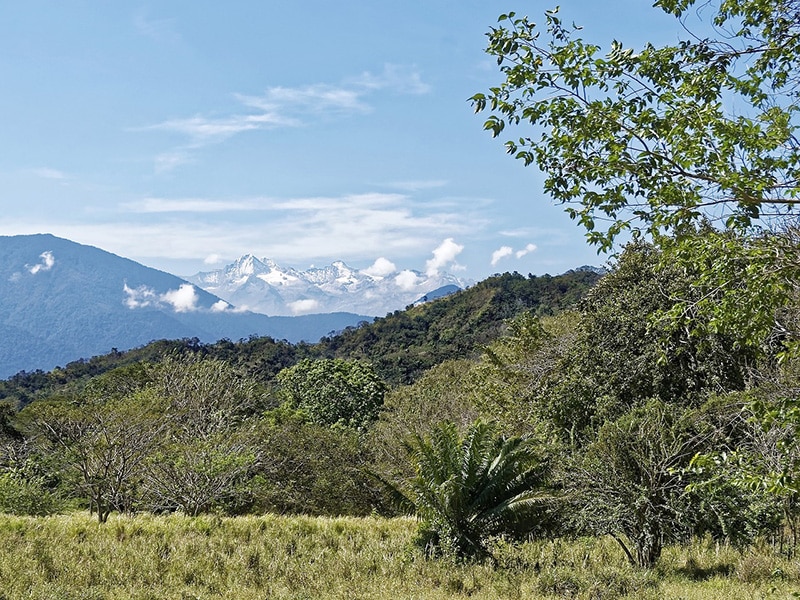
xmin=247 ymin=409 xmax=381 ymax=516
xmin=392 ymin=420 xmax=550 ymax=560
xmin=567 ymin=401 xmax=702 ymax=567
xmin=541 ymin=242 xmax=753 ymax=441
xmin=318 ymin=270 xmax=600 ymax=384
xmin=368 ymin=360 xmax=482 ymax=485
xmin=0 ymin=473 xmax=62 ymax=516
xmin=277 ymin=358 xmax=386 ymax=430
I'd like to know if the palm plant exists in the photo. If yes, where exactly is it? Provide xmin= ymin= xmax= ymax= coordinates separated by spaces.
xmin=390 ymin=419 xmax=549 ymax=560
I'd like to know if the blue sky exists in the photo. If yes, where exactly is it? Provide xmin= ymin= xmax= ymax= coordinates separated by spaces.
xmin=0 ymin=2 xmax=682 ymax=281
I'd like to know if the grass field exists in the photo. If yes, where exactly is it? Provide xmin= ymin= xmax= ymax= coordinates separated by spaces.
xmin=1 ymin=512 xmax=799 ymax=599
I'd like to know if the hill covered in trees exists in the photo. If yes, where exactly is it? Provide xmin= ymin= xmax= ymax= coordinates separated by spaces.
xmin=0 ymin=269 xmax=601 ymax=405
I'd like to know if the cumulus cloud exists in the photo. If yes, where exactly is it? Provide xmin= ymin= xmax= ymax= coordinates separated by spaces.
xmin=124 ymin=282 xmax=200 ymax=312
xmin=211 ymin=300 xmax=230 ymax=312
xmin=363 ymin=257 xmax=397 ymax=278
xmin=491 ymin=246 xmax=513 ymax=266
xmin=425 ymin=238 xmax=464 ymax=276
xmin=28 ymin=251 xmax=55 ymax=274
xmin=288 ymin=299 xmax=320 ymax=315
xmin=204 ymin=254 xmax=224 ymax=265
xmin=123 ymin=283 xmax=158 ymax=309
xmin=161 ymin=284 xmax=199 ymax=312
xmin=516 ymin=243 xmax=537 ymax=258
xmin=395 ymin=270 xmax=421 ymax=291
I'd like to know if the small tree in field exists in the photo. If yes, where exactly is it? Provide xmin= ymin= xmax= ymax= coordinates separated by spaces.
xmin=568 ymin=401 xmax=707 ymax=567
xmin=22 ymin=391 xmax=164 ymax=522
xmin=391 ymin=419 xmax=549 ymax=560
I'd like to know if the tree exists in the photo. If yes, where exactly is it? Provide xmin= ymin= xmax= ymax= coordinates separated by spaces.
xmin=474 ymin=5 xmax=800 ymax=501
xmin=389 ymin=419 xmax=550 ymax=560
xmin=472 ymin=1 xmax=800 ymax=361
xmin=472 ymin=1 xmax=800 ymax=251
xmin=277 ymin=359 xmax=386 ymax=430
xmin=368 ymin=359 xmax=482 ymax=487
xmin=21 ymin=391 xmax=164 ymax=522
xmin=141 ymin=356 xmax=263 ymax=515
xmin=567 ymin=401 xmax=707 ymax=567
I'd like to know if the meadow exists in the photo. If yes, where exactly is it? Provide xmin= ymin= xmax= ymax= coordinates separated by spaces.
xmin=1 ymin=512 xmax=799 ymax=600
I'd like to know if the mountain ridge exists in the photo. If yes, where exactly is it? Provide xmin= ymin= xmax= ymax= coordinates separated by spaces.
xmin=0 ymin=234 xmax=368 ymax=377
xmin=186 ymin=255 xmax=471 ymax=317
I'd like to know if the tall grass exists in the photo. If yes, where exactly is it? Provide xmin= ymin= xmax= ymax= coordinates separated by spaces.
xmin=0 ymin=512 xmax=798 ymax=599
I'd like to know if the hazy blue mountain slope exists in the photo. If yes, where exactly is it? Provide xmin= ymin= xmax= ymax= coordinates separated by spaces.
xmin=0 ymin=235 xmax=367 ymax=377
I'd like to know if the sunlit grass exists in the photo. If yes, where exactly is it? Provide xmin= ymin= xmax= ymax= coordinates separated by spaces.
xmin=0 ymin=512 xmax=798 ymax=599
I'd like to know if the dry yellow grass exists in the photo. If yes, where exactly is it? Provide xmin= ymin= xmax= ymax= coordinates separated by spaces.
xmin=0 ymin=512 xmax=797 ymax=599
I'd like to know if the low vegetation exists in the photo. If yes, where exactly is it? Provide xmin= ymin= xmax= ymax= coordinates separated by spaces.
xmin=3 ymin=0 xmax=800 ymax=594
xmin=1 ymin=511 xmax=799 ymax=599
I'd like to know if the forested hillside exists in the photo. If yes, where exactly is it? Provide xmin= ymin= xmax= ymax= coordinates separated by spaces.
xmin=0 ymin=269 xmax=600 ymax=405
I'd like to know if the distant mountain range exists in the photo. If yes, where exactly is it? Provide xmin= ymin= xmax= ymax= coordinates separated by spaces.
xmin=0 ymin=234 xmax=603 ymax=379
xmin=185 ymin=255 xmax=470 ymax=317
xmin=0 ymin=235 xmax=370 ymax=377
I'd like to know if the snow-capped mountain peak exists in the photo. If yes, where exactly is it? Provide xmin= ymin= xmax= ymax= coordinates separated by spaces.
xmin=187 ymin=256 xmax=469 ymax=317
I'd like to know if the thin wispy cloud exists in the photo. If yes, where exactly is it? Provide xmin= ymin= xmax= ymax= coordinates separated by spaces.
xmin=133 ymin=12 xmax=181 ymax=44
xmin=142 ymin=112 xmax=294 ymax=145
xmin=125 ymin=197 xmax=269 ymax=213
xmin=236 ymin=86 xmax=369 ymax=115
xmin=154 ymin=151 xmax=192 ymax=173
xmin=386 ymin=179 xmax=448 ymax=192
xmin=349 ymin=64 xmax=431 ymax=95
xmin=139 ymin=65 xmax=430 ymax=172
xmin=3 ymin=187 xmax=480 ymax=268
xmin=29 ymin=168 xmax=68 ymax=181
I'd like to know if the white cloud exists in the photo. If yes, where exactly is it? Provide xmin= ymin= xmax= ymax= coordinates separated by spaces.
xmin=363 ymin=257 xmax=397 ymax=278
xmin=133 ymin=12 xmax=181 ymax=44
xmin=211 ymin=300 xmax=230 ymax=312
xmin=161 ymin=284 xmax=199 ymax=312
xmin=124 ymin=282 xmax=199 ymax=312
xmin=154 ymin=151 xmax=192 ymax=173
xmin=426 ymin=238 xmax=464 ymax=276
xmin=30 ymin=168 xmax=68 ymax=180
xmin=123 ymin=283 xmax=158 ymax=309
xmin=288 ymin=299 xmax=320 ymax=315
xmin=28 ymin=251 xmax=55 ymax=274
xmin=143 ymin=112 xmax=294 ymax=145
xmin=516 ymin=243 xmax=538 ymax=258
xmin=395 ymin=270 xmax=421 ymax=291
xmin=0 ymin=187 xmax=483 ymax=273
xmin=204 ymin=254 xmax=223 ymax=265
xmin=237 ymin=85 xmax=369 ymax=115
xmin=125 ymin=197 xmax=267 ymax=213
xmin=491 ymin=246 xmax=513 ymax=266
xmin=140 ymin=66 xmax=429 ymax=172
xmin=349 ymin=64 xmax=431 ymax=95
xmin=386 ymin=179 xmax=448 ymax=192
